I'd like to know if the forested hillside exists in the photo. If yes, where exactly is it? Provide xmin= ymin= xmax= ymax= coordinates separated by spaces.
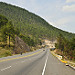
xmin=0 ymin=15 xmax=38 ymax=57
xmin=0 ymin=2 xmax=75 ymax=40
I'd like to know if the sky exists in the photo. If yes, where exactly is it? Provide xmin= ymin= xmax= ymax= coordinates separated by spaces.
xmin=0 ymin=0 xmax=75 ymax=33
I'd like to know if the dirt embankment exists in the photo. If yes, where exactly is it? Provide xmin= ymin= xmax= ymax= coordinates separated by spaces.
xmin=13 ymin=36 xmax=30 ymax=54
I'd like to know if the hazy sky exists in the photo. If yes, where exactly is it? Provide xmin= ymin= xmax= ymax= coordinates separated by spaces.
xmin=0 ymin=0 xmax=75 ymax=33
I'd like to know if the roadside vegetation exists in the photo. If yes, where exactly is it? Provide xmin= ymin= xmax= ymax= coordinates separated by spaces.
xmin=55 ymin=34 xmax=75 ymax=61
xmin=0 ymin=15 xmax=42 ymax=57
xmin=0 ymin=15 xmax=17 ymax=57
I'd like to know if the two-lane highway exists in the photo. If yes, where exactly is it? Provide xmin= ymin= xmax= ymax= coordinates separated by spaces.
xmin=0 ymin=48 xmax=75 ymax=75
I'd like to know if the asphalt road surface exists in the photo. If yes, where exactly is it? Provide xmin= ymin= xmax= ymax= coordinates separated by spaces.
xmin=0 ymin=48 xmax=75 ymax=75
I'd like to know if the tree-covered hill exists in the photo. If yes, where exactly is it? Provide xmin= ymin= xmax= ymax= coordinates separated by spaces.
xmin=0 ymin=2 xmax=75 ymax=39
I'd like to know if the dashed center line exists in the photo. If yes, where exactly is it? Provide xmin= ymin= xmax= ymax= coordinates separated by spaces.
xmin=42 ymin=52 xmax=49 ymax=75
xmin=1 ymin=66 xmax=11 ymax=71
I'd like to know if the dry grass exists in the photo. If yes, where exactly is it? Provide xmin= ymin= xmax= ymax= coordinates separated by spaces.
xmin=0 ymin=36 xmax=14 ymax=58
xmin=54 ymin=49 xmax=63 ymax=56
xmin=0 ymin=47 xmax=12 ymax=58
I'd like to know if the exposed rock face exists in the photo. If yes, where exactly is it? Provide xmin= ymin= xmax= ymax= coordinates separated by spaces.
xmin=14 ymin=36 xmax=30 ymax=54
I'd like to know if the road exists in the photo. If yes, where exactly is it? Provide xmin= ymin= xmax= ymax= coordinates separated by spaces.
xmin=0 ymin=48 xmax=75 ymax=75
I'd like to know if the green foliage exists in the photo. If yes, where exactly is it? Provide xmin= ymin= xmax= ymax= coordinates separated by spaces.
xmin=4 ymin=50 xmax=12 ymax=56
xmin=15 ymin=27 xmax=20 ymax=36
xmin=0 ymin=15 xmax=8 ymax=28
xmin=56 ymin=34 xmax=65 ymax=51
xmin=0 ymin=50 xmax=12 ymax=58
xmin=1 ymin=21 xmax=15 ymax=47
xmin=19 ymin=34 xmax=41 ymax=46
xmin=56 ymin=34 xmax=75 ymax=60
xmin=0 ymin=2 xmax=75 ymax=40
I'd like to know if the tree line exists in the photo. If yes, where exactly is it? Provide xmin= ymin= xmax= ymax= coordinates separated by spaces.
xmin=55 ymin=34 xmax=75 ymax=61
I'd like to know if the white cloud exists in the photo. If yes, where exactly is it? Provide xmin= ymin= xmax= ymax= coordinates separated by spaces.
xmin=54 ymin=16 xmax=75 ymax=26
xmin=66 ymin=0 xmax=75 ymax=3
xmin=54 ymin=18 xmax=70 ymax=26
xmin=62 ymin=4 xmax=75 ymax=12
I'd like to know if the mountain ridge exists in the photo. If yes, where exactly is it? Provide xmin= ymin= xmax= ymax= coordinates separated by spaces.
xmin=0 ymin=2 xmax=75 ymax=39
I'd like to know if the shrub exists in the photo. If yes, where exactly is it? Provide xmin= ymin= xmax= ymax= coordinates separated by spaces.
xmin=0 ymin=50 xmax=12 ymax=58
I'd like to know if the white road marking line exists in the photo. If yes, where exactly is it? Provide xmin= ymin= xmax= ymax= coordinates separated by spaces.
xmin=42 ymin=52 xmax=49 ymax=75
xmin=1 ymin=66 xmax=11 ymax=71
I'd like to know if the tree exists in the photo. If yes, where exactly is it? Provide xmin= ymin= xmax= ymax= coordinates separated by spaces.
xmin=0 ymin=15 xmax=8 ymax=28
xmin=1 ymin=21 xmax=15 ymax=47
xmin=56 ymin=34 xmax=64 ymax=51
xmin=56 ymin=34 xmax=75 ymax=60
xmin=15 ymin=27 xmax=20 ymax=35
xmin=7 ymin=21 xmax=15 ymax=47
